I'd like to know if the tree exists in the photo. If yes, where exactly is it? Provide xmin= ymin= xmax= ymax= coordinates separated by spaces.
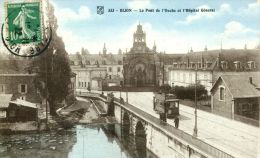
xmin=174 ymin=84 xmax=207 ymax=100
xmin=159 ymin=84 xmax=171 ymax=93
xmin=32 ymin=2 xmax=72 ymax=115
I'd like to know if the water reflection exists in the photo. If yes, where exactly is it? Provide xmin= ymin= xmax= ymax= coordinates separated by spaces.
xmin=0 ymin=129 xmax=77 ymax=158
xmin=0 ymin=124 xmax=157 ymax=158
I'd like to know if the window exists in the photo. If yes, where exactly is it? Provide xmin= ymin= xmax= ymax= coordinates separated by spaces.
xmin=189 ymin=73 xmax=192 ymax=83
xmin=85 ymin=82 xmax=87 ymax=87
xmin=109 ymin=75 xmax=112 ymax=79
xmin=109 ymin=67 xmax=112 ymax=72
xmin=206 ymin=62 xmax=212 ymax=68
xmin=102 ymin=60 xmax=106 ymax=65
xmin=86 ymin=60 xmax=90 ymax=65
xmin=19 ymin=84 xmax=27 ymax=94
xmin=118 ymin=61 xmax=122 ymax=65
xmin=221 ymin=61 xmax=228 ymax=69
xmin=117 ymin=67 xmax=121 ymax=72
xmin=234 ymin=61 xmax=241 ymax=70
xmin=247 ymin=61 xmax=255 ymax=70
xmin=78 ymin=82 xmax=80 ymax=87
xmin=0 ymin=84 xmax=5 ymax=93
xmin=20 ymin=96 xmax=26 ymax=100
xmin=0 ymin=110 xmax=6 ymax=118
xmin=219 ymin=86 xmax=225 ymax=101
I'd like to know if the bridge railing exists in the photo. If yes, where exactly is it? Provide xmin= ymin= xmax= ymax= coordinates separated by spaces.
xmin=77 ymin=92 xmax=235 ymax=158
xmin=114 ymin=98 xmax=235 ymax=158
xmin=76 ymin=91 xmax=101 ymax=98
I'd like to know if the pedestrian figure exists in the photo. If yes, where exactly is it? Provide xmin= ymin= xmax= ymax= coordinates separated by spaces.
xmin=174 ymin=116 xmax=179 ymax=128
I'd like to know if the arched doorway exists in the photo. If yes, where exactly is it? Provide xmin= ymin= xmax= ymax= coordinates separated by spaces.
xmin=135 ymin=121 xmax=147 ymax=158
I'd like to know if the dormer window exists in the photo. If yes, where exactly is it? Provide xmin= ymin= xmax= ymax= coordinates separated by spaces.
xmin=206 ymin=61 xmax=212 ymax=68
xmin=221 ymin=61 xmax=228 ymax=69
xmin=173 ymin=62 xmax=178 ymax=68
xmin=198 ymin=62 xmax=202 ymax=69
xmin=183 ymin=62 xmax=187 ymax=68
xmin=192 ymin=63 xmax=196 ymax=68
xmin=247 ymin=61 xmax=255 ymax=69
xmin=234 ymin=61 xmax=241 ymax=70
xmin=189 ymin=62 xmax=193 ymax=68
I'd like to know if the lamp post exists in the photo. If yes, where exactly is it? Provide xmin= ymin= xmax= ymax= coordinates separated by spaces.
xmin=193 ymin=66 xmax=198 ymax=137
xmin=44 ymin=53 xmax=49 ymax=129
xmin=126 ymin=87 xmax=128 ymax=103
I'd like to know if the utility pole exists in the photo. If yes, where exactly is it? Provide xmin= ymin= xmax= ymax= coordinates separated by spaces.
xmin=193 ymin=65 xmax=198 ymax=137
xmin=45 ymin=54 xmax=48 ymax=129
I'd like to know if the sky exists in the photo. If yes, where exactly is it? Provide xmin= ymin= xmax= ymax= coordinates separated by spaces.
xmin=1 ymin=0 xmax=260 ymax=54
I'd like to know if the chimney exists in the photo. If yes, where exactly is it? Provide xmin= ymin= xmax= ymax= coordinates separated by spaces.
xmin=249 ymin=77 xmax=253 ymax=84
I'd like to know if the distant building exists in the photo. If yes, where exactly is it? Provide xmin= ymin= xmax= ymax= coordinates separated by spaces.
xmin=168 ymin=49 xmax=260 ymax=93
xmin=69 ymin=45 xmax=124 ymax=90
xmin=68 ymin=24 xmax=260 ymax=93
xmin=210 ymin=74 xmax=260 ymax=126
xmin=123 ymin=24 xmax=161 ymax=87
xmin=69 ymin=24 xmax=164 ymax=90
xmin=0 ymin=59 xmax=42 ymax=103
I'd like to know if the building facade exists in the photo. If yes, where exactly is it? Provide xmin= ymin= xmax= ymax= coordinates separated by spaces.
xmin=210 ymin=74 xmax=260 ymax=126
xmin=69 ymin=46 xmax=124 ymax=91
xmin=123 ymin=24 xmax=161 ymax=87
xmin=69 ymin=24 xmax=260 ymax=94
xmin=168 ymin=49 xmax=260 ymax=93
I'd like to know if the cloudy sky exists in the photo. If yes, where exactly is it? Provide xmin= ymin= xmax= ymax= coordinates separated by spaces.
xmin=1 ymin=0 xmax=260 ymax=54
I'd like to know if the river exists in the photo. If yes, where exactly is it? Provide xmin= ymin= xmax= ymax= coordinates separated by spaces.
xmin=0 ymin=124 xmax=157 ymax=158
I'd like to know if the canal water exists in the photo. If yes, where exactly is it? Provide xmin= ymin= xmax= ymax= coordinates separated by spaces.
xmin=0 ymin=124 xmax=157 ymax=158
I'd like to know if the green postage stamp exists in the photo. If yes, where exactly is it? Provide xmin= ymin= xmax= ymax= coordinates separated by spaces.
xmin=2 ymin=1 xmax=52 ymax=57
xmin=7 ymin=2 xmax=42 ymax=44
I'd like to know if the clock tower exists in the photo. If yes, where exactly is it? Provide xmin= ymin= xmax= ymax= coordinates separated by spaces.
xmin=132 ymin=23 xmax=147 ymax=53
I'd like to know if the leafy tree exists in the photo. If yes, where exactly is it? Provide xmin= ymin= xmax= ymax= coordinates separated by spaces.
xmin=32 ymin=2 xmax=71 ymax=115
xmin=158 ymin=84 xmax=171 ymax=93
xmin=174 ymin=84 xmax=207 ymax=100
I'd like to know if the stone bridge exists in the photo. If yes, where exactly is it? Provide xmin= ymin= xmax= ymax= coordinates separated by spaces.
xmin=78 ymin=92 xmax=235 ymax=158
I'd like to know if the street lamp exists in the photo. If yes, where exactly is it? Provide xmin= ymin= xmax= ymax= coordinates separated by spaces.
xmin=193 ymin=66 xmax=198 ymax=137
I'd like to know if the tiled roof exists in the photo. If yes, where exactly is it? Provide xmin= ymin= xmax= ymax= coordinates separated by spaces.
xmin=10 ymin=99 xmax=37 ymax=109
xmin=69 ymin=54 xmax=123 ymax=65
xmin=168 ymin=49 xmax=260 ymax=71
xmin=0 ymin=59 xmax=31 ymax=74
xmin=211 ymin=74 xmax=260 ymax=98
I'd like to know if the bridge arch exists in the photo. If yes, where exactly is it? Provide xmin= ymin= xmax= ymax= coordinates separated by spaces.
xmin=135 ymin=121 xmax=147 ymax=158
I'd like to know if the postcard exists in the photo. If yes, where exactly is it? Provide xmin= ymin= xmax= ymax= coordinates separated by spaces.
xmin=0 ymin=0 xmax=259 ymax=158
